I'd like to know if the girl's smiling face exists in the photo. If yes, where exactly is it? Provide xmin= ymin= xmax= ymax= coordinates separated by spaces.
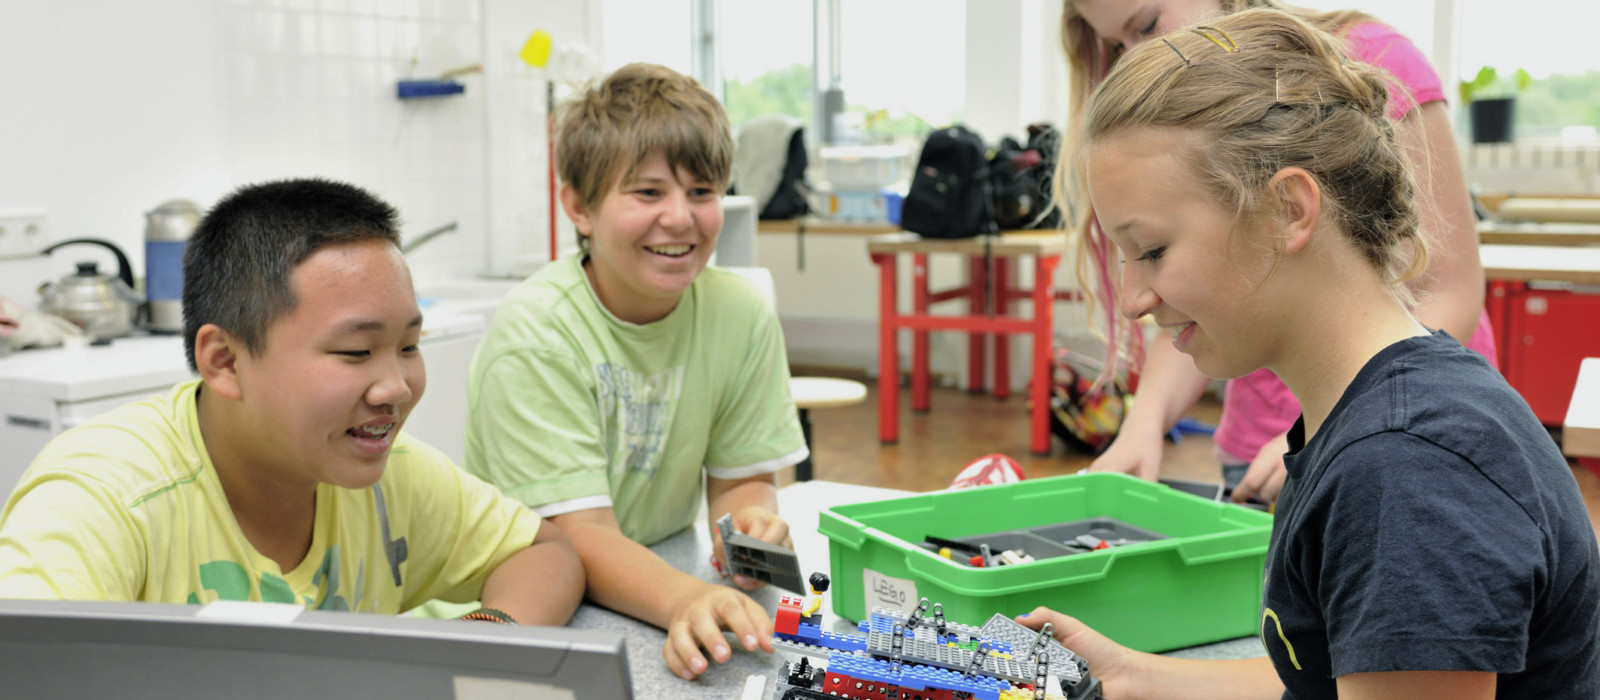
xmin=1089 ymin=127 xmax=1283 ymax=379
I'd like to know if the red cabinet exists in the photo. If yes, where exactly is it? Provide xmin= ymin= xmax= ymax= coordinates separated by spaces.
xmin=1491 ymin=280 xmax=1600 ymax=425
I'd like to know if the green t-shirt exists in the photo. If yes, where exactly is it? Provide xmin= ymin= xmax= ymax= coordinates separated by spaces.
xmin=0 ymin=380 xmax=540 ymax=611
xmin=464 ymin=255 xmax=808 ymax=545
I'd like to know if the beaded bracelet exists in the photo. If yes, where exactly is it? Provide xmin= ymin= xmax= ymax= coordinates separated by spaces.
xmin=458 ymin=607 xmax=518 ymax=625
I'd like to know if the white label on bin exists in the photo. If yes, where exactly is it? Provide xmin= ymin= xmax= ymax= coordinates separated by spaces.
xmin=863 ymin=568 xmax=919 ymax=613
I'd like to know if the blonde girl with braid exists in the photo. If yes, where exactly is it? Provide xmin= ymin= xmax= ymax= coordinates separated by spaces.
xmin=1061 ymin=0 xmax=1494 ymax=507
xmin=1019 ymin=10 xmax=1599 ymax=700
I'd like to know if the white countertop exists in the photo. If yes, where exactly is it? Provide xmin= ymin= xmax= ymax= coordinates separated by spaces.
xmin=0 ymin=312 xmax=484 ymax=404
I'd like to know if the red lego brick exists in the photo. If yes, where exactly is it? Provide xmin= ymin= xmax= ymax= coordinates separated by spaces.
xmin=776 ymin=594 xmax=803 ymax=636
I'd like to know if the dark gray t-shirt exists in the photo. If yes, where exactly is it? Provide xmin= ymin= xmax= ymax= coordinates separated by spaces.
xmin=1263 ymin=331 xmax=1599 ymax=699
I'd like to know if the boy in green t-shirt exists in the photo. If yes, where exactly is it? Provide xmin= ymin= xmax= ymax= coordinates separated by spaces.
xmin=463 ymin=63 xmax=809 ymax=680
xmin=0 ymin=179 xmax=584 ymax=626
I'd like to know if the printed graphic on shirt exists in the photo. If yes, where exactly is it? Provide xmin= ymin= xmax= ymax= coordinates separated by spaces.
xmin=184 ymin=484 xmax=406 ymax=611
xmin=1261 ymin=607 xmax=1303 ymax=670
xmin=594 ymin=363 xmax=685 ymax=476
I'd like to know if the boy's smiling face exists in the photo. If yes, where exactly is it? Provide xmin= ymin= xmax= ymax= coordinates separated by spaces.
xmin=567 ymin=150 xmax=723 ymax=324
xmin=230 ymin=238 xmax=426 ymax=490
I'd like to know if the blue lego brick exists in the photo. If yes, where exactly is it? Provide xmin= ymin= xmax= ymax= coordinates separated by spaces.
xmin=826 ymin=653 xmax=1010 ymax=700
xmin=779 ymin=624 xmax=867 ymax=653
xmin=797 ymin=622 xmax=821 ymax=642
xmin=819 ymin=630 xmax=867 ymax=652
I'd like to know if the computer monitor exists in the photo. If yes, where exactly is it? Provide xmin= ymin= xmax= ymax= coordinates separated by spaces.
xmin=0 ymin=599 xmax=632 ymax=699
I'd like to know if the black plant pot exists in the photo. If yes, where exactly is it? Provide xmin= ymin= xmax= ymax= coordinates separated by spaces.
xmin=1470 ymin=97 xmax=1516 ymax=143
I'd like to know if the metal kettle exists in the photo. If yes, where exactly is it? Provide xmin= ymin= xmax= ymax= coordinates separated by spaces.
xmin=37 ymin=238 xmax=145 ymax=342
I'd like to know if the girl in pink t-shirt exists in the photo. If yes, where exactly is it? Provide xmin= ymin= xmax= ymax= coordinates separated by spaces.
xmin=1061 ymin=1 xmax=1494 ymax=502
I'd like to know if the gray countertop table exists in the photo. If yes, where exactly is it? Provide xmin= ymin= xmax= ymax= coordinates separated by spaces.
xmin=580 ymin=480 xmax=1265 ymax=700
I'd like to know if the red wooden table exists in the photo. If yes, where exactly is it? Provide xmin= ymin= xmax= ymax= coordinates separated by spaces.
xmin=867 ymin=232 xmax=1067 ymax=455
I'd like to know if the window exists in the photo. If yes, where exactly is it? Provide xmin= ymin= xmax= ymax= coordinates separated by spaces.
xmin=1458 ymin=0 xmax=1600 ymax=141
xmin=719 ymin=1 xmax=814 ymax=131
xmin=834 ymin=0 xmax=964 ymax=143
xmin=715 ymin=0 xmax=964 ymax=145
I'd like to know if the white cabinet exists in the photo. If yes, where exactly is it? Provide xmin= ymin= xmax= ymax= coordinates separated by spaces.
xmin=0 ymin=336 xmax=195 ymax=496
xmin=0 ymin=314 xmax=485 ymax=499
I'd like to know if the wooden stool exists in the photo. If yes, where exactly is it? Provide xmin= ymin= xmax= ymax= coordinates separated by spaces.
xmin=790 ymin=377 xmax=867 ymax=482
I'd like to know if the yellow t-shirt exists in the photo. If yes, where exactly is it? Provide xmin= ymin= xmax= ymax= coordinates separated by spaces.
xmin=0 ymin=379 xmax=540 ymax=613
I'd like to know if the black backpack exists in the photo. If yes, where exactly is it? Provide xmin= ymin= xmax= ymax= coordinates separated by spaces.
xmin=901 ymin=125 xmax=995 ymax=239
xmin=761 ymin=128 xmax=810 ymax=220
xmin=989 ymin=135 xmax=1040 ymax=231
xmin=990 ymin=125 xmax=1065 ymax=231
xmin=1023 ymin=122 xmax=1065 ymax=229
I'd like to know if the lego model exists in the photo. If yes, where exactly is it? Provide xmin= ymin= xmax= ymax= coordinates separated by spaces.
xmin=770 ymin=589 xmax=1102 ymax=700
xmin=717 ymin=513 xmax=806 ymax=594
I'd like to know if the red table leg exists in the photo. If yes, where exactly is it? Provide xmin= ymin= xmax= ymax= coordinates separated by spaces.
xmin=874 ymin=252 xmax=900 ymax=444
xmin=913 ymin=253 xmax=931 ymax=412
xmin=967 ymin=256 xmax=987 ymax=393
xmin=1031 ymin=255 xmax=1061 ymax=456
xmin=993 ymin=257 xmax=1012 ymax=400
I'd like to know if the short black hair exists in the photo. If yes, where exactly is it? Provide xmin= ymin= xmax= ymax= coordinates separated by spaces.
xmin=182 ymin=178 xmax=402 ymax=371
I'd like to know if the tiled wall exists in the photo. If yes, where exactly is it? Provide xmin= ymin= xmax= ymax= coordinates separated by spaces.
xmin=219 ymin=0 xmax=491 ymax=283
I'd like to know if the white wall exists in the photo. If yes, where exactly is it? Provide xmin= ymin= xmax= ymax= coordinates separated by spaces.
xmin=0 ymin=1 xmax=229 ymax=303
xmin=1 ymin=0 xmax=1076 ymax=382
xmin=219 ymin=0 xmax=490 ymax=285
xmin=0 ymin=0 xmax=607 ymax=316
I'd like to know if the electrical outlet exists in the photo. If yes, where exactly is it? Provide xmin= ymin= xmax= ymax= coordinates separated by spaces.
xmin=0 ymin=211 xmax=48 ymax=260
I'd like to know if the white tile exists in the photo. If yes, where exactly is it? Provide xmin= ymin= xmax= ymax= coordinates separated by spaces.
xmin=285 ymin=0 xmax=318 ymax=11
xmin=321 ymin=107 xmax=358 ymax=139
xmin=353 ymin=59 xmax=388 ymax=99
xmin=283 ymin=103 xmax=323 ymax=146
xmin=374 ymin=0 xmax=418 ymax=19
xmin=228 ymin=101 xmax=266 ymax=143
xmin=225 ymin=54 xmax=261 ymax=98
xmin=320 ymin=0 xmax=352 ymax=12
xmin=319 ymin=15 xmax=354 ymax=57
xmin=437 ymin=0 xmax=477 ymax=23
xmin=349 ymin=16 xmax=380 ymax=58
xmin=284 ymin=12 xmax=319 ymax=56
xmin=225 ymin=8 xmax=257 ymax=51
xmin=253 ymin=9 xmax=289 ymax=52
xmin=386 ymin=20 xmax=422 ymax=62
xmin=263 ymin=57 xmax=296 ymax=100
xmin=287 ymin=59 xmax=325 ymax=100
xmin=321 ymin=59 xmax=355 ymax=100
xmin=346 ymin=0 xmax=378 ymax=15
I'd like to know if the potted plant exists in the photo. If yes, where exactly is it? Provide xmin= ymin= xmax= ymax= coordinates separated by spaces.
xmin=1459 ymin=66 xmax=1531 ymax=144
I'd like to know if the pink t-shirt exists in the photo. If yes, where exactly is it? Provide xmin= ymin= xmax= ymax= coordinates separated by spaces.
xmin=1212 ymin=22 xmax=1497 ymax=465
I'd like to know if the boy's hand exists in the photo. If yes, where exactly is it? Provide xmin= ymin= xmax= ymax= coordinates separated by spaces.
xmin=663 ymin=584 xmax=775 ymax=681
xmin=1017 ymin=607 xmax=1137 ymax=697
xmin=713 ymin=506 xmax=792 ymax=590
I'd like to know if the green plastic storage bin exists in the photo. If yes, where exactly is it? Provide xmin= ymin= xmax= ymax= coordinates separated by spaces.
xmin=818 ymin=472 xmax=1273 ymax=653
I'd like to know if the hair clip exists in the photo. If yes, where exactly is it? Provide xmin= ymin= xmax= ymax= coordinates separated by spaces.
xmin=1274 ymin=44 xmax=1282 ymax=102
xmin=1190 ymin=25 xmax=1240 ymax=53
xmin=1161 ymin=38 xmax=1192 ymax=67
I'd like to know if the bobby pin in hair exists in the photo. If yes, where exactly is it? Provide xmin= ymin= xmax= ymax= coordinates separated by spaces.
xmin=1190 ymin=25 xmax=1240 ymax=53
xmin=1161 ymin=38 xmax=1192 ymax=67
xmin=1274 ymin=44 xmax=1282 ymax=102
